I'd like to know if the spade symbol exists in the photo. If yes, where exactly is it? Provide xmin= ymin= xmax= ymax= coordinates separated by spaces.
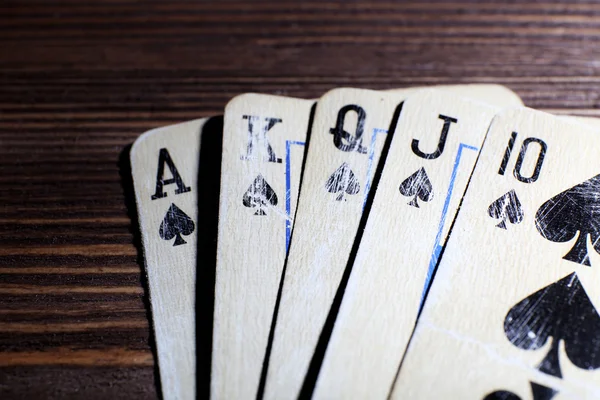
xmin=488 ymin=190 xmax=524 ymax=229
xmin=483 ymin=382 xmax=557 ymax=400
xmin=503 ymin=272 xmax=600 ymax=379
xmin=325 ymin=162 xmax=360 ymax=201
xmin=399 ymin=167 xmax=433 ymax=208
xmin=535 ymin=174 xmax=600 ymax=266
xmin=159 ymin=203 xmax=195 ymax=246
xmin=242 ymin=174 xmax=278 ymax=215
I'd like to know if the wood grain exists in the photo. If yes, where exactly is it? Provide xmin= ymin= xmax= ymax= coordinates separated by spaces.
xmin=0 ymin=1 xmax=598 ymax=398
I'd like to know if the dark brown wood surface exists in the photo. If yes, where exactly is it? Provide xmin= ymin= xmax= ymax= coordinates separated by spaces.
xmin=1 ymin=1 xmax=600 ymax=398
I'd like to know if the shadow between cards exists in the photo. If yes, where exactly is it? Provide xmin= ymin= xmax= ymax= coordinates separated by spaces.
xmin=196 ymin=116 xmax=224 ymax=400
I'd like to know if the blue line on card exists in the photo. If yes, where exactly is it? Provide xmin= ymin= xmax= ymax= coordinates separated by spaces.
xmin=285 ymin=140 xmax=306 ymax=252
xmin=363 ymin=128 xmax=388 ymax=210
xmin=418 ymin=143 xmax=479 ymax=310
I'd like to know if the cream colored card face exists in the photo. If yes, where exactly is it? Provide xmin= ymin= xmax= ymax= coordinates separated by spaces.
xmin=393 ymin=108 xmax=600 ymax=399
xmin=563 ymin=115 xmax=600 ymax=129
xmin=212 ymin=93 xmax=314 ymax=400
xmin=262 ymin=87 xmax=522 ymax=400
xmin=313 ymin=90 xmax=499 ymax=400
xmin=131 ymin=118 xmax=209 ymax=400
xmin=412 ymin=83 xmax=523 ymax=108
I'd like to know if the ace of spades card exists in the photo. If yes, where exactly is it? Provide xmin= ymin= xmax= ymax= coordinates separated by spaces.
xmin=131 ymin=118 xmax=211 ymax=400
xmin=393 ymin=108 xmax=600 ymax=399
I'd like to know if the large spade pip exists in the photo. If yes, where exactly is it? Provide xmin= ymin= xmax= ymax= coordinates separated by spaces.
xmin=535 ymin=174 xmax=600 ymax=266
xmin=503 ymin=272 xmax=600 ymax=378
xmin=483 ymin=381 xmax=557 ymax=400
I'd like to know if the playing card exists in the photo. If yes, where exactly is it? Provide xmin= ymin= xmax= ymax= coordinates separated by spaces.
xmin=262 ymin=86 xmax=523 ymax=399
xmin=131 ymin=117 xmax=221 ymax=400
xmin=212 ymin=93 xmax=314 ymax=399
xmin=312 ymin=90 xmax=499 ymax=399
xmin=392 ymin=108 xmax=600 ymax=399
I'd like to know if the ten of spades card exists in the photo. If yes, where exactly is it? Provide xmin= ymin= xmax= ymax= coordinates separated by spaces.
xmin=393 ymin=108 xmax=600 ymax=399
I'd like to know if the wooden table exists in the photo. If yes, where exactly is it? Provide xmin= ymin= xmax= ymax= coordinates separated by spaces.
xmin=1 ymin=1 xmax=599 ymax=398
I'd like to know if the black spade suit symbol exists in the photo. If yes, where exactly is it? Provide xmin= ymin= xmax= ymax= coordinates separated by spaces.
xmin=483 ymin=382 xmax=557 ymax=400
xmin=159 ymin=203 xmax=195 ymax=246
xmin=325 ymin=162 xmax=360 ymax=201
xmin=535 ymin=174 xmax=600 ymax=266
xmin=399 ymin=167 xmax=433 ymax=208
xmin=488 ymin=190 xmax=524 ymax=229
xmin=242 ymin=174 xmax=278 ymax=216
xmin=503 ymin=272 xmax=600 ymax=378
